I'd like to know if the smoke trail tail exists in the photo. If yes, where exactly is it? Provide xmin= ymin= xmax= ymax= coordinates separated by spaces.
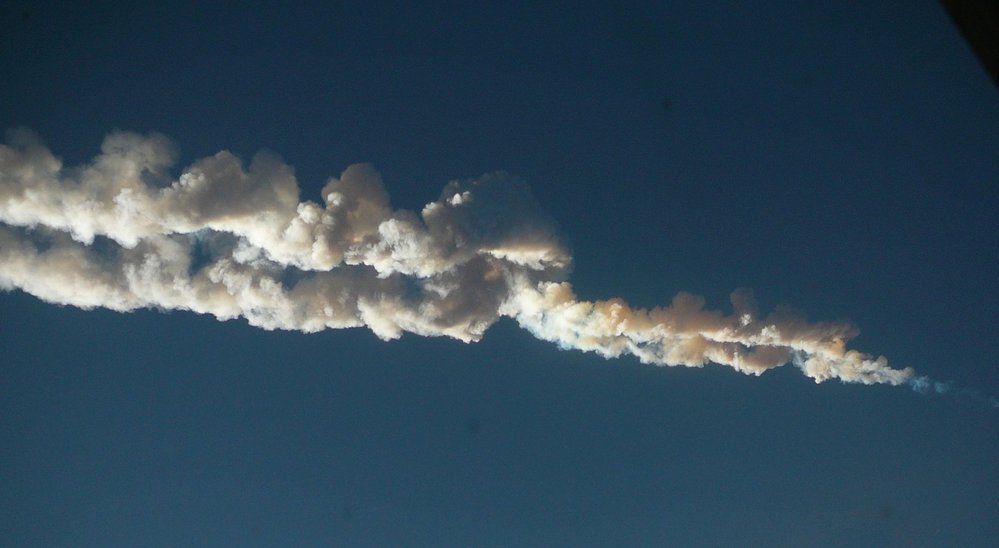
xmin=909 ymin=376 xmax=999 ymax=410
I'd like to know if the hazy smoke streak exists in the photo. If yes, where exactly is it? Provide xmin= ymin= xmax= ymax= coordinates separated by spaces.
xmin=0 ymin=130 xmax=918 ymax=385
xmin=910 ymin=376 xmax=999 ymax=409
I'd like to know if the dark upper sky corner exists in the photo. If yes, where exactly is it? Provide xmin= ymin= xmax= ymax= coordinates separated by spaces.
xmin=940 ymin=0 xmax=999 ymax=89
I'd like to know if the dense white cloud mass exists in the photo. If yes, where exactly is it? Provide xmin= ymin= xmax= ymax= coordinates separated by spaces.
xmin=0 ymin=130 xmax=915 ymax=385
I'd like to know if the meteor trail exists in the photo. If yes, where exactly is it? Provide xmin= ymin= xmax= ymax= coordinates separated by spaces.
xmin=0 ymin=130 xmax=916 ymax=386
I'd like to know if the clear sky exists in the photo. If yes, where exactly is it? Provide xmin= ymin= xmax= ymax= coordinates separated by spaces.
xmin=2 ymin=1 xmax=998 ymax=546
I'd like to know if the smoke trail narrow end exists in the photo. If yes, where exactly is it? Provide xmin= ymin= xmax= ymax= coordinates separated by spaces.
xmin=909 ymin=376 xmax=999 ymax=410
xmin=1 ymin=130 xmax=919 ymax=386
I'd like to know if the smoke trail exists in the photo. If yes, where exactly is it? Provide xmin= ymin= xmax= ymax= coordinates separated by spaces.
xmin=0 ymin=129 xmax=916 ymax=385
xmin=909 ymin=376 xmax=999 ymax=409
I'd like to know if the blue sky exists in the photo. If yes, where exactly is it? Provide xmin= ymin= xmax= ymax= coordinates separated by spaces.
xmin=2 ymin=1 xmax=998 ymax=546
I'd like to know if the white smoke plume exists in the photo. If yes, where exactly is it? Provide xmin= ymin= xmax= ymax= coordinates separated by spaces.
xmin=0 ymin=129 xmax=918 ymax=386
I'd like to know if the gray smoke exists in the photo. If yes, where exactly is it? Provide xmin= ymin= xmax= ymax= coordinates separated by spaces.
xmin=0 ymin=129 xmax=918 ymax=386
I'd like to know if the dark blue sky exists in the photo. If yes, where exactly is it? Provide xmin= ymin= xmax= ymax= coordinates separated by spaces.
xmin=2 ymin=1 xmax=998 ymax=545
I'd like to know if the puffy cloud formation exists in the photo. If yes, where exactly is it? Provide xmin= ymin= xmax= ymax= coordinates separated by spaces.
xmin=0 ymin=130 xmax=915 ymax=385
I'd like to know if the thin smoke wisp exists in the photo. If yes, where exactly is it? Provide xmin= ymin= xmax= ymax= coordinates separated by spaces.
xmin=0 ymin=130 xmax=917 ymax=386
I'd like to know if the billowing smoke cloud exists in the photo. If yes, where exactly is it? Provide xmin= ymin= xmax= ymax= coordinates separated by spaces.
xmin=0 ymin=129 xmax=918 ymax=386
